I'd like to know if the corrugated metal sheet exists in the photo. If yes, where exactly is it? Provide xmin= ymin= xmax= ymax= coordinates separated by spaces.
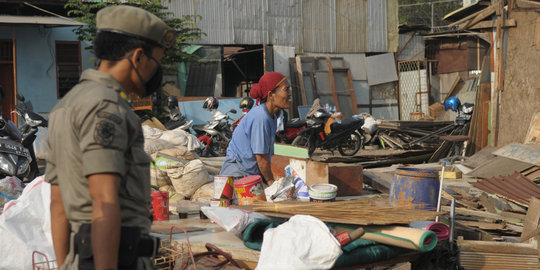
xmin=367 ymin=0 xmax=387 ymax=52
xmin=472 ymin=172 xmax=540 ymax=206
xmin=163 ymin=0 xmax=397 ymax=53
xmin=335 ymin=0 xmax=367 ymax=52
xmin=302 ymin=0 xmax=332 ymax=52
xmin=397 ymin=33 xmax=425 ymax=60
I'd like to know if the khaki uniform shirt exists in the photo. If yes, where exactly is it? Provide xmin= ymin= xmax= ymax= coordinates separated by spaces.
xmin=45 ymin=69 xmax=153 ymax=269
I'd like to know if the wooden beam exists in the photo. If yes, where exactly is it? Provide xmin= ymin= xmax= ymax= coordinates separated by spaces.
xmin=326 ymin=56 xmax=340 ymax=112
xmin=295 ymin=56 xmax=308 ymax=105
xmin=460 ymin=4 xmax=497 ymax=30
xmin=516 ymin=0 xmax=540 ymax=9
xmin=448 ymin=4 xmax=496 ymax=27
xmin=345 ymin=68 xmax=358 ymax=115
xmin=444 ymin=74 xmax=462 ymax=101
xmin=469 ymin=18 xmax=516 ymax=30
xmin=396 ymin=32 xmax=416 ymax=58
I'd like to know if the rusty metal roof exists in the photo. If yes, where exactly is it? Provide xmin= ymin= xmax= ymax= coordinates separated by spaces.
xmin=472 ymin=172 xmax=540 ymax=206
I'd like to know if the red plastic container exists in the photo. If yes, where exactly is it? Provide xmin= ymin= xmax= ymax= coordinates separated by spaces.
xmin=151 ymin=190 xmax=169 ymax=221
xmin=234 ymin=175 xmax=266 ymax=205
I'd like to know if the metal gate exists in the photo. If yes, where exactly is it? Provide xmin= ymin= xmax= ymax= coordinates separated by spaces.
xmin=397 ymin=59 xmax=430 ymax=120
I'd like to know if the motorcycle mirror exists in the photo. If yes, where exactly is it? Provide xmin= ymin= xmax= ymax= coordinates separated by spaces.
xmin=16 ymin=93 xmax=25 ymax=102
xmin=229 ymin=109 xmax=237 ymax=114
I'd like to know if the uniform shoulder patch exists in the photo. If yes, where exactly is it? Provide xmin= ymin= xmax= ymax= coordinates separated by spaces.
xmin=97 ymin=111 xmax=123 ymax=124
xmin=94 ymin=120 xmax=116 ymax=146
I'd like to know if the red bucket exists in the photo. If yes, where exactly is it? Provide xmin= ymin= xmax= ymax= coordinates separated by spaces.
xmin=151 ymin=190 xmax=169 ymax=221
xmin=234 ymin=175 xmax=266 ymax=205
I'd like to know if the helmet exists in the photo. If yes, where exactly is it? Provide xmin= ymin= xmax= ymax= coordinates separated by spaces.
xmin=203 ymin=97 xmax=219 ymax=110
xmin=166 ymin=96 xmax=178 ymax=109
xmin=239 ymin=97 xmax=254 ymax=110
xmin=444 ymin=96 xmax=461 ymax=112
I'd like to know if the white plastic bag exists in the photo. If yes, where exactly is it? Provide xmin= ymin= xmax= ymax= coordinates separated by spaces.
xmin=0 ymin=176 xmax=24 ymax=209
xmin=0 ymin=176 xmax=56 ymax=270
xmin=362 ymin=115 xmax=378 ymax=135
xmin=256 ymin=215 xmax=342 ymax=270
xmin=200 ymin=206 xmax=269 ymax=234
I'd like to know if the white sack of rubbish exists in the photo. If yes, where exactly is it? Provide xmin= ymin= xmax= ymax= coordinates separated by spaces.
xmin=0 ymin=176 xmax=55 ymax=270
xmin=256 ymin=215 xmax=342 ymax=270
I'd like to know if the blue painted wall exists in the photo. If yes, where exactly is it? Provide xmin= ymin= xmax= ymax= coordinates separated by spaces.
xmin=0 ymin=26 xmax=94 ymax=113
xmin=178 ymin=98 xmax=243 ymax=126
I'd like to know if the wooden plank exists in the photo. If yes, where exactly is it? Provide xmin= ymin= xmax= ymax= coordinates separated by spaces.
xmin=362 ymin=171 xmax=393 ymax=193
xmin=295 ymin=56 xmax=308 ymax=105
xmin=493 ymin=143 xmax=540 ymax=166
xmin=458 ymin=220 xmax=505 ymax=231
xmin=448 ymin=4 xmax=496 ymax=27
xmin=443 ymin=206 xmax=525 ymax=224
xmin=524 ymin=112 xmax=540 ymax=144
xmin=462 ymin=146 xmax=498 ymax=169
xmin=460 ymin=4 xmax=497 ymax=30
xmin=469 ymin=18 xmax=517 ymax=30
xmin=345 ymin=68 xmax=358 ymax=115
xmin=536 ymin=18 xmax=540 ymax=51
xmin=444 ymin=74 xmax=462 ymax=101
xmin=520 ymin=197 xmax=540 ymax=243
xmin=516 ymin=0 xmax=540 ymax=9
xmin=467 ymin=156 xmax=532 ymax=179
xmin=458 ymin=239 xmax=538 ymax=255
xmin=325 ymin=56 xmax=340 ymax=111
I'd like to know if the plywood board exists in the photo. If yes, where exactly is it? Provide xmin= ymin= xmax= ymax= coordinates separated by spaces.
xmin=524 ymin=112 xmax=540 ymax=144
xmin=520 ymin=197 xmax=540 ymax=243
xmin=467 ymin=156 xmax=533 ymax=179
xmin=366 ymin=53 xmax=398 ymax=86
xmin=493 ymin=143 xmax=540 ymax=166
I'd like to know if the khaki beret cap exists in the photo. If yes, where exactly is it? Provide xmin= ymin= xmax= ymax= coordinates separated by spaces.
xmin=97 ymin=5 xmax=177 ymax=49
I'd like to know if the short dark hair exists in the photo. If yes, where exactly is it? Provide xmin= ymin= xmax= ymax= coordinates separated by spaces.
xmin=94 ymin=31 xmax=156 ymax=61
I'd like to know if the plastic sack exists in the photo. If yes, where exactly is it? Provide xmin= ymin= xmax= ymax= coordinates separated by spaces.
xmin=144 ymin=139 xmax=175 ymax=155
xmin=160 ymin=127 xmax=202 ymax=152
xmin=0 ymin=176 xmax=24 ymax=209
xmin=256 ymin=215 xmax=342 ymax=270
xmin=361 ymin=115 xmax=378 ymax=135
xmin=167 ymin=159 xmax=211 ymax=199
xmin=200 ymin=206 xmax=270 ymax=234
xmin=265 ymin=176 xmax=295 ymax=202
xmin=142 ymin=125 xmax=164 ymax=140
xmin=0 ymin=176 xmax=56 ymax=270
xmin=285 ymin=165 xmax=309 ymax=200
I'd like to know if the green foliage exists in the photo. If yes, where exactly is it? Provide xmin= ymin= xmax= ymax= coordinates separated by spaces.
xmin=65 ymin=0 xmax=205 ymax=69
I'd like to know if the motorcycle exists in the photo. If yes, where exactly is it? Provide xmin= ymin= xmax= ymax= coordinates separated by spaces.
xmin=0 ymin=94 xmax=47 ymax=181
xmin=193 ymin=108 xmax=237 ymax=157
xmin=292 ymin=110 xmax=364 ymax=157
xmin=163 ymin=96 xmax=192 ymax=131
xmin=275 ymin=110 xmax=306 ymax=144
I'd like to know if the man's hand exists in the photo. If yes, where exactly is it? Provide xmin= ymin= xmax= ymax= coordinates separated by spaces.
xmin=255 ymin=154 xmax=274 ymax=186
xmin=89 ymin=173 xmax=122 ymax=270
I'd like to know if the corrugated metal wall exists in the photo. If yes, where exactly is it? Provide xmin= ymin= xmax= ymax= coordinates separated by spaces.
xmin=163 ymin=0 xmax=397 ymax=53
xmin=397 ymin=33 xmax=425 ymax=61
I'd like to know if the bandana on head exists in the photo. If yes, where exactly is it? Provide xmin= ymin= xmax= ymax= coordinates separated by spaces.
xmin=250 ymin=72 xmax=286 ymax=105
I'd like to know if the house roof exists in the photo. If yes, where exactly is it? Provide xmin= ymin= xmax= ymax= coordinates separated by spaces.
xmin=0 ymin=15 xmax=85 ymax=26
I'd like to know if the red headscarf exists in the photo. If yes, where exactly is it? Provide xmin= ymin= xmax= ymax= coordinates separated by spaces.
xmin=250 ymin=72 xmax=286 ymax=105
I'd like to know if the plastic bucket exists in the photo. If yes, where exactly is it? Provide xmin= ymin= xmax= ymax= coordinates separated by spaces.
xmin=234 ymin=175 xmax=266 ymax=205
xmin=309 ymin=184 xmax=338 ymax=203
xmin=390 ymin=168 xmax=439 ymax=210
xmin=151 ymin=190 xmax=169 ymax=221
xmin=214 ymin=175 xmax=236 ymax=200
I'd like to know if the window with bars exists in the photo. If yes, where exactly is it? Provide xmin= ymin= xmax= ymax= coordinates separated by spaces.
xmin=56 ymin=42 xmax=81 ymax=98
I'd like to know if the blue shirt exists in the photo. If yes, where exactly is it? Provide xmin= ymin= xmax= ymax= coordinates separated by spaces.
xmin=220 ymin=104 xmax=276 ymax=177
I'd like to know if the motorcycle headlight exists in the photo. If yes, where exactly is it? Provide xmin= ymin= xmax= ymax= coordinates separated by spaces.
xmin=17 ymin=158 xmax=30 ymax=176
xmin=0 ymin=155 xmax=16 ymax=176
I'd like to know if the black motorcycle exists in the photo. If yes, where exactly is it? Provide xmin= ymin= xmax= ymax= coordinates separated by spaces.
xmin=0 ymin=94 xmax=47 ymax=181
xmin=292 ymin=110 xmax=364 ymax=157
xmin=192 ymin=108 xmax=237 ymax=157
xmin=163 ymin=96 xmax=192 ymax=131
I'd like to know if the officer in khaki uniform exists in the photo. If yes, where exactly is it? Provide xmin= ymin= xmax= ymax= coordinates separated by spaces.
xmin=45 ymin=5 xmax=176 ymax=270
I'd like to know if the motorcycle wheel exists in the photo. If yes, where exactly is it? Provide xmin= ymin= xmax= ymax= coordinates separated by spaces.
xmin=291 ymin=135 xmax=308 ymax=147
xmin=338 ymin=132 xmax=362 ymax=156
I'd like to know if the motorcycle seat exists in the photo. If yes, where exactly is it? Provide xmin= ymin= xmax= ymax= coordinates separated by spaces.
xmin=285 ymin=118 xmax=306 ymax=128
xmin=330 ymin=118 xmax=364 ymax=133
xmin=192 ymin=124 xmax=206 ymax=131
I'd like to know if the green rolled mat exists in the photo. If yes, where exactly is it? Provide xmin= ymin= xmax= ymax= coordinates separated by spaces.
xmin=334 ymin=238 xmax=407 ymax=267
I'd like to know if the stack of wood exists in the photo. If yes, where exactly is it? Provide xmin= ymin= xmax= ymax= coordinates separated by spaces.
xmin=375 ymin=120 xmax=457 ymax=151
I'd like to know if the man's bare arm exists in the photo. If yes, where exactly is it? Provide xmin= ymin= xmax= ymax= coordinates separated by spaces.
xmin=255 ymin=154 xmax=275 ymax=186
xmin=50 ymin=185 xmax=69 ymax=267
xmin=89 ymin=173 xmax=122 ymax=270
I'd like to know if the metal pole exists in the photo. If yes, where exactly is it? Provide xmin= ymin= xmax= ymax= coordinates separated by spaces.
xmin=431 ymin=3 xmax=435 ymax=33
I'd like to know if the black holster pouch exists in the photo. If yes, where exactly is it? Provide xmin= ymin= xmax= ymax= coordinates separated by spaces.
xmin=74 ymin=223 xmax=159 ymax=270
